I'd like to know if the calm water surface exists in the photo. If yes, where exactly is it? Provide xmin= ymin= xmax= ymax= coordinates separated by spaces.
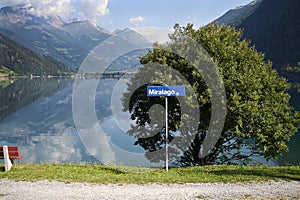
xmin=0 ymin=78 xmax=298 ymax=166
xmin=0 ymin=78 xmax=155 ymax=166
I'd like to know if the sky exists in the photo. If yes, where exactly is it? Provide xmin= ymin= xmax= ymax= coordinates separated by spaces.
xmin=0 ymin=0 xmax=254 ymax=31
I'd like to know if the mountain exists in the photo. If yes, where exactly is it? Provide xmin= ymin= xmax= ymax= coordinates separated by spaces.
xmin=213 ymin=0 xmax=263 ymax=26
xmin=0 ymin=5 xmax=111 ymax=68
xmin=113 ymin=28 xmax=151 ymax=46
xmin=0 ymin=32 xmax=71 ymax=75
xmin=238 ymin=0 xmax=300 ymax=79
xmin=0 ymin=5 xmax=157 ymax=71
xmin=63 ymin=20 xmax=111 ymax=52
xmin=214 ymin=0 xmax=300 ymax=81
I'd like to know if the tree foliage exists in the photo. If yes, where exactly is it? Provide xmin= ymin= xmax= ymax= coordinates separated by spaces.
xmin=122 ymin=23 xmax=299 ymax=166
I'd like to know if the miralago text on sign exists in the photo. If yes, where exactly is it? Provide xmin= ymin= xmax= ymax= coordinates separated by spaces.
xmin=147 ymin=86 xmax=186 ymax=97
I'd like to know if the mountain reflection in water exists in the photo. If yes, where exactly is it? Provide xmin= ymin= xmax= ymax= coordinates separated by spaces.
xmin=0 ymin=78 xmax=150 ymax=165
xmin=0 ymin=78 xmax=298 ymax=166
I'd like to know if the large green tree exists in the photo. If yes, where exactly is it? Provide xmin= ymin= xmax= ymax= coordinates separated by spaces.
xmin=122 ymin=23 xmax=299 ymax=166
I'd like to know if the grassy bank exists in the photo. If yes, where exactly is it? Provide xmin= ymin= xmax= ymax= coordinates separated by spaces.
xmin=0 ymin=164 xmax=299 ymax=184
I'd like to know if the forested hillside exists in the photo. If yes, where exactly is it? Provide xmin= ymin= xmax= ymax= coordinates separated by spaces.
xmin=238 ymin=0 xmax=300 ymax=80
xmin=0 ymin=33 xmax=72 ymax=76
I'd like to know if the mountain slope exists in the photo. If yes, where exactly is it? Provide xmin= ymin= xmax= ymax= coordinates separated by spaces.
xmin=213 ymin=0 xmax=262 ymax=26
xmin=0 ymin=5 xmax=111 ymax=68
xmin=214 ymin=0 xmax=300 ymax=81
xmin=0 ymin=33 xmax=71 ymax=75
xmin=238 ymin=0 xmax=300 ymax=78
xmin=63 ymin=20 xmax=111 ymax=51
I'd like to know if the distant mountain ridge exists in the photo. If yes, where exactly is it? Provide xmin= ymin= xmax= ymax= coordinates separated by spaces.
xmin=0 ymin=5 xmax=111 ymax=69
xmin=0 ymin=5 xmax=155 ymax=72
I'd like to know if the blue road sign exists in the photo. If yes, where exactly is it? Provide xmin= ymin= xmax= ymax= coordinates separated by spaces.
xmin=147 ymin=86 xmax=186 ymax=97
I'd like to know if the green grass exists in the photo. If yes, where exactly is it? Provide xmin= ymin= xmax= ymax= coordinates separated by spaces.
xmin=0 ymin=164 xmax=299 ymax=184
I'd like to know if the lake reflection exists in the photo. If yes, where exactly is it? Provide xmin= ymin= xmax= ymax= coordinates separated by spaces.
xmin=0 ymin=78 xmax=155 ymax=166
xmin=0 ymin=78 xmax=298 ymax=166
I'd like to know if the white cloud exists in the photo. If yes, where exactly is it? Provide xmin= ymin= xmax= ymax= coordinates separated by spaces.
xmin=80 ymin=0 xmax=109 ymax=24
xmin=1 ymin=0 xmax=110 ymax=24
xmin=129 ymin=16 xmax=144 ymax=26
xmin=1 ymin=0 xmax=74 ymax=18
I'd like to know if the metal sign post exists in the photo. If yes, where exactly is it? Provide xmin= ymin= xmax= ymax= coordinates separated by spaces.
xmin=165 ymin=96 xmax=168 ymax=172
xmin=147 ymin=85 xmax=185 ymax=172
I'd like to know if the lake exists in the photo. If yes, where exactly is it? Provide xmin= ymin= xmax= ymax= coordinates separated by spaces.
xmin=0 ymin=77 xmax=299 ymax=166
xmin=0 ymin=77 xmax=157 ymax=166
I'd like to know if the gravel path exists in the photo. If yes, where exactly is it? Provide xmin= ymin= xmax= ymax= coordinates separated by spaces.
xmin=0 ymin=179 xmax=299 ymax=199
